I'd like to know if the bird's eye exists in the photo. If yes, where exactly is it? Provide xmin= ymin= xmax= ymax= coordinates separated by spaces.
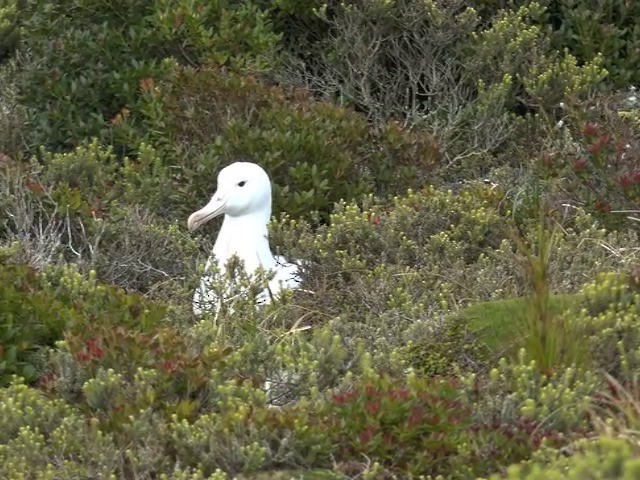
xmin=238 ymin=181 xmax=246 ymax=187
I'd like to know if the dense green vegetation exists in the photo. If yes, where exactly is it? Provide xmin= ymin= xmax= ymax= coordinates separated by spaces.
xmin=0 ymin=0 xmax=639 ymax=478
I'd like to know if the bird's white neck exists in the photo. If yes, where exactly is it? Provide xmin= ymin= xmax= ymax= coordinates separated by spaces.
xmin=212 ymin=209 xmax=276 ymax=274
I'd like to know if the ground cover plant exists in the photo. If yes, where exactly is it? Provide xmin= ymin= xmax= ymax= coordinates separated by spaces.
xmin=1 ymin=0 xmax=639 ymax=478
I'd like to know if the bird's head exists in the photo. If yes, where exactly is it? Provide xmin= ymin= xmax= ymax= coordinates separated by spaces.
xmin=188 ymin=162 xmax=272 ymax=232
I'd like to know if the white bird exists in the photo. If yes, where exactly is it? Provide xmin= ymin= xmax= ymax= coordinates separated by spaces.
xmin=187 ymin=162 xmax=301 ymax=316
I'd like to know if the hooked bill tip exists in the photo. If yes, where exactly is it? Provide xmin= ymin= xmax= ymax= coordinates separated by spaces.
xmin=188 ymin=198 xmax=227 ymax=232
xmin=187 ymin=217 xmax=197 ymax=232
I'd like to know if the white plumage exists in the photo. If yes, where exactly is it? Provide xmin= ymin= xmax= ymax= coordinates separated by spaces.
xmin=188 ymin=162 xmax=300 ymax=316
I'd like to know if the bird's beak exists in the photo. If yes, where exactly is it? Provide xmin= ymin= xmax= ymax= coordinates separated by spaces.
xmin=188 ymin=193 xmax=227 ymax=232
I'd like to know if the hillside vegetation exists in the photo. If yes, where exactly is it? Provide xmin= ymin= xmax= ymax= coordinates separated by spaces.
xmin=0 ymin=0 xmax=639 ymax=478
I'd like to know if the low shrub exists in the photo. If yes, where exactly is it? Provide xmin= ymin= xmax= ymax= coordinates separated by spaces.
xmin=276 ymin=1 xmax=609 ymax=177
xmin=0 ymin=241 xmax=168 ymax=387
xmin=0 ymin=0 xmax=19 ymax=61
xmin=0 ymin=378 xmax=119 ymax=479
xmin=469 ymin=3 xmax=607 ymax=113
xmin=167 ymin=392 xmax=333 ymax=476
xmin=547 ymin=0 xmax=640 ymax=87
xmin=44 ymin=304 xmax=343 ymax=476
xmin=0 ymin=63 xmax=26 ymax=157
xmin=534 ymin=90 xmax=640 ymax=229
xmin=277 ymin=0 xmax=520 ymax=173
xmin=89 ymin=207 xmax=203 ymax=296
xmin=1 ymin=143 xmax=208 ymax=297
xmin=2 ymin=178 xmax=636 ymax=478
xmin=568 ymin=272 xmax=640 ymax=378
xmin=497 ymin=436 xmax=640 ymax=479
xmin=324 ymin=373 xmax=470 ymax=478
xmin=464 ymin=349 xmax=599 ymax=433
xmin=269 ymin=183 xmax=637 ymax=370
xmin=404 ymin=314 xmax=487 ymax=376
xmin=0 ymin=260 xmax=71 ymax=384
xmin=315 ymin=370 xmax=575 ymax=479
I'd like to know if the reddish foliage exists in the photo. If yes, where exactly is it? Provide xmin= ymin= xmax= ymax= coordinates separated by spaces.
xmin=359 ymin=426 xmax=377 ymax=444
xmin=38 ymin=372 xmax=57 ymax=392
xmin=75 ymin=351 xmax=91 ymax=363
xmin=595 ymin=200 xmax=611 ymax=213
xmin=573 ymin=158 xmax=588 ymax=172
xmin=583 ymin=122 xmax=599 ymax=136
xmin=365 ymin=401 xmax=381 ymax=415
xmin=159 ymin=359 xmax=179 ymax=373
xmin=588 ymin=134 xmax=611 ymax=155
xmin=139 ymin=77 xmax=155 ymax=92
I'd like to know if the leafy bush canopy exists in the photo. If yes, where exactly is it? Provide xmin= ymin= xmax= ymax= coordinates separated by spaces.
xmin=0 ymin=0 xmax=19 ymax=62
xmin=546 ymin=0 xmax=640 ymax=87
xmin=497 ymin=436 xmax=640 ymax=479
xmin=17 ymin=0 xmax=280 ymax=151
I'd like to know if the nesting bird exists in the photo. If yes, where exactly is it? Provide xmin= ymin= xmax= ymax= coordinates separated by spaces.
xmin=188 ymin=162 xmax=300 ymax=316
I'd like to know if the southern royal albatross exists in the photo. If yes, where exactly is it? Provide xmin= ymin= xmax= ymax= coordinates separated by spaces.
xmin=187 ymin=162 xmax=300 ymax=316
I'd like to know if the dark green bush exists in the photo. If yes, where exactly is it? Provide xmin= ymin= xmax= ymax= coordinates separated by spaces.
xmin=404 ymin=314 xmax=487 ymax=376
xmin=0 ymin=63 xmax=26 ymax=157
xmin=0 ymin=260 xmax=71 ymax=384
xmin=0 ymin=242 xmax=167 ymax=386
xmin=275 ymin=0 xmax=511 ymax=173
xmin=274 ymin=0 xmax=608 ymax=177
xmin=0 ymin=0 xmax=19 ymax=61
xmin=467 ymin=2 xmax=607 ymax=113
xmin=284 ymin=0 xmax=479 ymax=123
xmin=141 ymin=65 xmax=441 ymax=221
xmin=547 ymin=0 xmax=640 ymax=87
xmin=17 ymin=0 xmax=280 ymax=151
